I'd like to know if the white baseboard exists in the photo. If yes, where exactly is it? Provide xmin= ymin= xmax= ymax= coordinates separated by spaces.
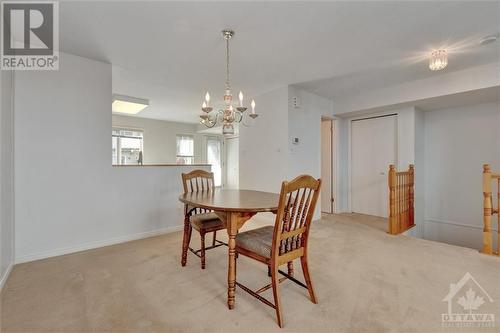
xmin=0 ymin=263 xmax=13 ymax=291
xmin=423 ymin=218 xmax=497 ymax=250
xmin=15 ymin=225 xmax=184 ymax=264
xmin=425 ymin=218 xmax=498 ymax=232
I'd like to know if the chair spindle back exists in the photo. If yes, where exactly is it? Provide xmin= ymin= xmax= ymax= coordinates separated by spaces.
xmin=182 ymin=169 xmax=215 ymax=194
xmin=272 ymin=175 xmax=321 ymax=262
xmin=182 ymin=170 xmax=215 ymax=215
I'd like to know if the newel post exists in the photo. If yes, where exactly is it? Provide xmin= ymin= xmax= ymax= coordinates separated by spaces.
xmin=482 ymin=164 xmax=493 ymax=254
xmin=497 ymin=176 xmax=500 ymax=255
xmin=409 ymin=164 xmax=415 ymax=228
xmin=388 ymin=165 xmax=397 ymax=235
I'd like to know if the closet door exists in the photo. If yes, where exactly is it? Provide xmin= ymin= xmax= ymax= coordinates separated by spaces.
xmin=351 ymin=115 xmax=397 ymax=217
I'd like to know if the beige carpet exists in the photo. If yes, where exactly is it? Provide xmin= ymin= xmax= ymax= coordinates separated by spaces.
xmin=334 ymin=213 xmax=388 ymax=233
xmin=2 ymin=214 xmax=500 ymax=333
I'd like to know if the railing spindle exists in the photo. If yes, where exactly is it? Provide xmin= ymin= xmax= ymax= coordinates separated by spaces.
xmin=482 ymin=164 xmax=493 ymax=254
xmin=498 ymin=178 xmax=500 ymax=255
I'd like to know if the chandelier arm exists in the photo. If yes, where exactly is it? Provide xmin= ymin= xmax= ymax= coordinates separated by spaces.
xmin=207 ymin=110 xmax=224 ymax=128
xmin=240 ymin=115 xmax=252 ymax=127
xmin=202 ymin=113 xmax=217 ymax=128
xmin=235 ymin=111 xmax=243 ymax=123
xmin=204 ymin=120 xmax=217 ymax=128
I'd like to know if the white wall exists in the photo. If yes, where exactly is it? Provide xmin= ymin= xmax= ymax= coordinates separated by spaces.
xmin=239 ymin=86 xmax=332 ymax=220
xmin=397 ymin=107 xmax=416 ymax=169
xmin=112 ymin=115 xmax=201 ymax=164
xmin=239 ymin=86 xmax=289 ymax=194
xmin=413 ymin=108 xmax=425 ymax=238
xmin=0 ymin=70 xmax=14 ymax=288
xmin=336 ymin=118 xmax=350 ymax=212
xmin=396 ymin=107 xmax=426 ymax=237
xmin=288 ymin=87 xmax=331 ymax=178
xmin=423 ymin=102 xmax=500 ymax=250
xmin=288 ymin=86 xmax=333 ymax=218
xmin=14 ymin=53 xmax=209 ymax=263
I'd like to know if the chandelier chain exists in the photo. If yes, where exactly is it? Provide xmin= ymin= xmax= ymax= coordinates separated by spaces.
xmin=226 ymin=37 xmax=230 ymax=90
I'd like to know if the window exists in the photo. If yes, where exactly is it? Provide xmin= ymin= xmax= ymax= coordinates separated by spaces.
xmin=206 ymin=137 xmax=222 ymax=187
xmin=112 ymin=128 xmax=144 ymax=165
xmin=176 ymin=135 xmax=194 ymax=164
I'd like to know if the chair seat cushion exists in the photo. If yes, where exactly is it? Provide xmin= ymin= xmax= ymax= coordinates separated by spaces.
xmin=190 ymin=212 xmax=224 ymax=231
xmin=236 ymin=226 xmax=274 ymax=258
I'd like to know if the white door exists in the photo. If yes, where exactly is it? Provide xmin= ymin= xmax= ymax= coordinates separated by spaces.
xmin=225 ymin=137 xmax=239 ymax=189
xmin=206 ymin=137 xmax=223 ymax=187
xmin=351 ymin=115 xmax=396 ymax=217
xmin=321 ymin=119 xmax=333 ymax=213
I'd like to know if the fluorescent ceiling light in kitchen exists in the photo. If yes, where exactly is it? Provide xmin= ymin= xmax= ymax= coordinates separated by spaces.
xmin=112 ymin=94 xmax=149 ymax=114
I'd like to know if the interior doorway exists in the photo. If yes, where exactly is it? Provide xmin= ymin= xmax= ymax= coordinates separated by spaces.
xmin=321 ymin=118 xmax=335 ymax=213
xmin=225 ymin=137 xmax=239 ymax=189
xmin=351 ymin=114 xmax=397 ymax=218
xmin=206 ymin=136 xmax=223 ymax=187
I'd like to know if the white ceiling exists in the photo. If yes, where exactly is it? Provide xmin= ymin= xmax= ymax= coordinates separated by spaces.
xmin=59 ymin=1 xmax=500 ymax=123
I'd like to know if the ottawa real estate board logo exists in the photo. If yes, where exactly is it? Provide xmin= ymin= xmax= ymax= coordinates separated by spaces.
xmin=442 ymin=272 xmax=495 ymax=328
xmin=1 ymin=1 xmax=59 ymax=70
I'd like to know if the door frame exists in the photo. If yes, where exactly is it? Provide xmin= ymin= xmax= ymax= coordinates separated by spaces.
xmin=204 ymin=135 xmax=225 ymax=187
xmin=348 ymin=112 xmax=399 ymax=213
xmin=321 ymin=116 xmax=338 ymax=214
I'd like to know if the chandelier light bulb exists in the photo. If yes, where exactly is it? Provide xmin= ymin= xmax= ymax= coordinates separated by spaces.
xmin=429 ymin=50 xmax=448 ymax=71
xmin=229 ymin=105 xmax=233 ymax=111
xmin=202 ymin=101 xmax=207 ymax=108
xmin=238 ymin=91 xmax=244 ymax=106
xmin=251 ymin=99 xmax=256 ymax=113
xmin=205 ymin=92 xmax=211 ymax=104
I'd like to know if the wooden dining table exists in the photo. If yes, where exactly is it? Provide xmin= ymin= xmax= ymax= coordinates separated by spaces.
xmin=179 ymin=189 xmax=280 ymax=309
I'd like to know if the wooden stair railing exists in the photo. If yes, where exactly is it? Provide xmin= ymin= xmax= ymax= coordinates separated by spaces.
xmin=388 ymin=164 xmax=415 ymax=235
xmin=482 ymin=164 xmax=500 ymax=255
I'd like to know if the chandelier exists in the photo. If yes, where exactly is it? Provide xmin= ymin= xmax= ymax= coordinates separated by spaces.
xmin=199 ymin=30 xmax=258 ymax=135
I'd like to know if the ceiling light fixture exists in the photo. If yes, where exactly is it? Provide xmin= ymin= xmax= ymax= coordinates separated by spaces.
xmin=199 ymin=29 xmax=258 ymax=135
xmin=429 ymin=49 xmax=448 ymax=71
xmin=112 ymin=94 xmax=149 ymax=115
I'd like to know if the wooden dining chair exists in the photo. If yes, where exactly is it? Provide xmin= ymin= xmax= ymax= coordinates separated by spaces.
xmin=235 ymin=175 xmax=321 ymax=328
xmin=181 ymin=170 xmax=226 ymax=269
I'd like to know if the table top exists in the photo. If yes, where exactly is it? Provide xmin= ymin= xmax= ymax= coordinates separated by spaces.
xmin=179 ymin=189 xmax=280 ymax=213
